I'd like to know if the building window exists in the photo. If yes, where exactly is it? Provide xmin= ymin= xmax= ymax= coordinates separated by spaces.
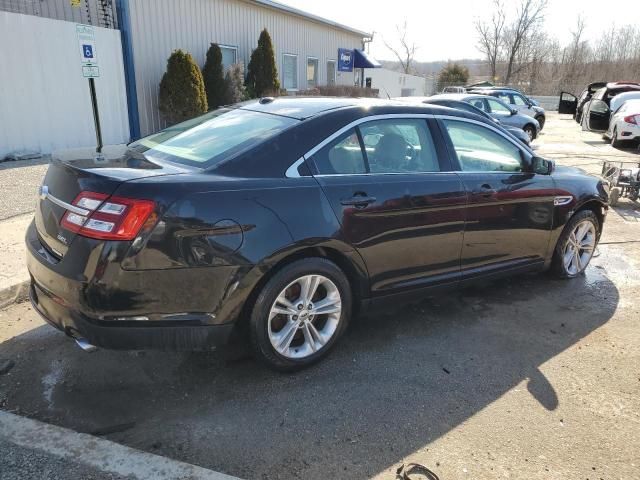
xmin=327 ymin=60 xmax=336 ymax=86
xmin=307 ymin=57 xmax=318 ymax=88
xmin=219 ymin=45 xmax=237 ymax=70
xmin=283 ymin=54 xmax=298 ymax=91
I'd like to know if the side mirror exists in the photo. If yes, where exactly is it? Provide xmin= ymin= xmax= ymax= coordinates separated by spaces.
xmin=532 ymin=156 xmax=554 ymax=175
xmin=510 ymin=108 xmax=517 ymax=115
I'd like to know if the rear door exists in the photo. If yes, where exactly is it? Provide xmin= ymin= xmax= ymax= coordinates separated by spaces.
xmin=584 ymin=88 xmax=610 ymax=132
xmin=558 ymin=92 xmax=578 ymax=115
xmin=437 ymin=117 xmax=555 ymax=279
xmin=309 ymin=116 xmax=467 ymax=296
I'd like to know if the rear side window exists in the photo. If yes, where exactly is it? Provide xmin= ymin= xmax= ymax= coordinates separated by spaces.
xmin=312 ymin=129 xmax=367 ymax=175
xmin=442 ymin=120 xmax=523 ymax=172
xmin=360 ymin=119 xmax=440 ymax=173
xmin=130 ymin=108 xmax=297 ymax=168
xmin=496 ymin=92 xmax=512 ymax=104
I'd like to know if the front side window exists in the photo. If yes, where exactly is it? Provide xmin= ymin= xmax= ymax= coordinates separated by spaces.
xmin=360 ymin=119 xmax=440 ymax=173
xmin=442 ymin=120 xmax=523 ymax=172
xmin=513 ymin=94 xmax=528 ymax=106
xmin=307 ymin=58 xmax=318 ymax=88
xmin=486 ymin=98 xmax=511 ymax=114
xmin=496 ymin=92 xmax=513 ymax=104
xmin=468 ymin=98 xmax=489 ymax=112
xmin=130 ymin=108 xmax=297 ymax=168
xmin=283 ymin=54 xmax=298 ymax=90
xmin=312 ymin=129 xmax=366 ymax=175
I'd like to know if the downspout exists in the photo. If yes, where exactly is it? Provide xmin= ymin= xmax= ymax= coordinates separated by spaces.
xmin=116 ymin=0 xmax=141 ymax=141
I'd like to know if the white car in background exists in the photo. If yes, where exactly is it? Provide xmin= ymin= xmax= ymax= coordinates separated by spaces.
xmin=609 ymin=91 xmax=640 ymax=114
xmin=604 ymin=99 xmax=640 ymax=148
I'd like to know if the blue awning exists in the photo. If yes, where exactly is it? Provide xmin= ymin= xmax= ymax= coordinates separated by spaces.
xmin=353 ymin=49 xmax=381 ymax=69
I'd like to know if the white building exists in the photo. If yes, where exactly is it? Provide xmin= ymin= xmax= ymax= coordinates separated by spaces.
xmin=362 ymin=68 xmax=432 ymax=98
xmin=120 ymin=0 xmax=372 ymax=136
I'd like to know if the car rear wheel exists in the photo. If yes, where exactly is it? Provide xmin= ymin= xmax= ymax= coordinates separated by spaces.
xmin=611 ymin=127 xmax=624 ymax=148
xmin=249 ymin=258 xmax=352 ymax=371
xmin=552 ymin=210 xmax=599 ymax=278
xmin=523 ymin=124 xmax=537 ymax=141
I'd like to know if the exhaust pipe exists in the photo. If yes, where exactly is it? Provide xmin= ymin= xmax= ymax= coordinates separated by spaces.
xmin=75 ymin=337 xmax=98 ymax=353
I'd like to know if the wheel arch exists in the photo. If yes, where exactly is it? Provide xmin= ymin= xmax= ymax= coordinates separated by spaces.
xmin=574 ymin=198 xmax=607 ymax=234
xmin=233 ymin=242 xmax=369 ymax=336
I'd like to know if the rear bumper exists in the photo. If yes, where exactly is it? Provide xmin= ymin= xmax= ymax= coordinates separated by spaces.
xmin=25 ymin=220 xmax=241 ymax=351
xmin=29 ymin=280 xmax=234 ymax=351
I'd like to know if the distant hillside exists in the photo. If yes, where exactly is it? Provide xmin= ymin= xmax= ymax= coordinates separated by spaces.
xmin=379 ymin=59 xmax=490 ymax=78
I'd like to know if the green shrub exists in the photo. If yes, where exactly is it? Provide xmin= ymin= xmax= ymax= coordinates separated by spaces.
xmin=202 ymin=43 xmax=226 ymax=109
xmin=437 ymin=62 xmax=470 ymax=92
xmin=223 ymin=63 xmax=247 ymax=104
xmin=158 ymin=49 xmax=208 ymax=125
xmin=245 ymin=29 xmax=280 ymax=98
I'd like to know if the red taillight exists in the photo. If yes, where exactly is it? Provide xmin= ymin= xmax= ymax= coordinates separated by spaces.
xmin=623 ymin=115 xmax=640 ymax=125
xmin=61 ymin=191 xmax=156 ymax=240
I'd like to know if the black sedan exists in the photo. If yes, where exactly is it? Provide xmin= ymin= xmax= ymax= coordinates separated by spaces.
xmin=27 ymin=98 xmax=608 ymax=371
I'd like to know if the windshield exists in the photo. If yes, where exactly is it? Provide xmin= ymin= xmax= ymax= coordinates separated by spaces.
xmin=129 ymin=108 xmax=298 ymax=168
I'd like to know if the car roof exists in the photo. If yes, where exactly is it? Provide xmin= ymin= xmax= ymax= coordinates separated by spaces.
xmin=606 ymin=82 xmax=640 ymax=92
xmin=236 ymin=96 xmax=482 ymax=121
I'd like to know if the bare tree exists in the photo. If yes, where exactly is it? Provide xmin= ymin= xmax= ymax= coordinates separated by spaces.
xmin=382 ymin=21 xmax=418 ymax=74
xmin=474 ymin=0 xmax=506 ymax=81
xmin=502 ymin=0 xmax=548 ymax=84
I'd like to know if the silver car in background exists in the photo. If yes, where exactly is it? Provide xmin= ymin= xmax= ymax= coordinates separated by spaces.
xmin=430 ymin=93 xmax=541 ymax=141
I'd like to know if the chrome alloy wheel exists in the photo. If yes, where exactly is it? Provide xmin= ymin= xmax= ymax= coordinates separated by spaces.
xmin=267 ymin=274 xmax=342 ymax=359
xmin=563 ymin=220 xmax=596 ymax=275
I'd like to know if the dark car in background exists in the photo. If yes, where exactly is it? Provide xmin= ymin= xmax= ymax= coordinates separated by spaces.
xmin=468 ymin=87 xmax=547 ymax=130
xmin=27 ymin=98 xmax=608 ymax=371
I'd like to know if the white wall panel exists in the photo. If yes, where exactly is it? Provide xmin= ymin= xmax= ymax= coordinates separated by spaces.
xmin=128 ymin=0 xmax=365 ymax=136
xmin=0 ymin=12 xmax=129 ymax=158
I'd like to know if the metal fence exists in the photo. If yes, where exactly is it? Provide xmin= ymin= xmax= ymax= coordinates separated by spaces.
xmin=0 ymin=0 xmax=117 ymax=28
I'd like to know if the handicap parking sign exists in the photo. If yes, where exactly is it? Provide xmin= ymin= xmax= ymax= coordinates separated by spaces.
xmin=83 ymin=44 xmax=93 ymax=59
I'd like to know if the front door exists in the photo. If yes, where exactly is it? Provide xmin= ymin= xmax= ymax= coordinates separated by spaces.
xmin=559 ymin=92 xmax=578 ymax=115
xmin=438 ymin=118 xmax=555 ymax=279
xmin=309 ymin=117 xmax=467 ymax=295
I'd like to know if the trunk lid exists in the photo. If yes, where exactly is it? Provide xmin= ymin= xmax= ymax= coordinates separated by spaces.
xmin=35 ymin=145 xmax=188 ymax=257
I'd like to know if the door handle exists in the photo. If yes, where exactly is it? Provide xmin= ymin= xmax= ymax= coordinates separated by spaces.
xmin=340 ymin=195 xmax=376 ymax=208
xmin=472 ymin=184 xmax=497 ymax=196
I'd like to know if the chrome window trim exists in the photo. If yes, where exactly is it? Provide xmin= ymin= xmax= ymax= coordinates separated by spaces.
xmin=285 ymin=157 xmax=305 ymax=178
xmin=284 ymin=113 xmax=532 ymax=178
xmin=303 ymin=113 xmax=434 ymax=160
xmin=39 ymin=187 xmax=90 ymax=216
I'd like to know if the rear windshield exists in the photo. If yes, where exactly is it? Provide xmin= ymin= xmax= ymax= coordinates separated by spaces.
xmin=129 ymin=108 xmax=298 ymax=168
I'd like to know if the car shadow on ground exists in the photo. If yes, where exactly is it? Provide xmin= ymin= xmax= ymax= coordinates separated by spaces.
xmin=0 ymin=157 xmax=50 ymax=171
xmin=0 ymin=269 xmax=619 ymax=479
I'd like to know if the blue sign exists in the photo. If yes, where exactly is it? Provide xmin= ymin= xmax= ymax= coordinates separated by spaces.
xmin=83 ymin=44 xmax=94 ymax=59
xmin=338 ymin=48 xmax=353 ymax=72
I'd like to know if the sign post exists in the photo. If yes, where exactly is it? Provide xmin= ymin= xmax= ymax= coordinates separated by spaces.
xmin=76 ymin=24 xmax=102 ymax=154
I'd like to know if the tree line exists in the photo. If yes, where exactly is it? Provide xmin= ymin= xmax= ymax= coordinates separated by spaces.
xmin=158 ymin=28 xmax=280 ymax=125
xmin=475 ymin=0 xmax=640 ymax=94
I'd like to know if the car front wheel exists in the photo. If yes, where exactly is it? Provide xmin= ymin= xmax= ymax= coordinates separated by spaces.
xmin=552 ymin=210 xmax=599 ymax=278
xmin=523 ymin=124 xmax=537 ymax=141
xmin=249 ymin=258 xmax=352 ymax=371
xmin=536 ymin=115 xmax=545 ymax=130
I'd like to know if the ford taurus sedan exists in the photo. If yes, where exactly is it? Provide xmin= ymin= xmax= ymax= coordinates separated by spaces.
xmin=27 ymin=98 xmax=608 ymax=371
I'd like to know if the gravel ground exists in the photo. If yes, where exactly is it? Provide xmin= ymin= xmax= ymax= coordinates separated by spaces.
xmin=0 ymin=158 xmax=49 ymax=221
xmin=0 ymin=439 xmax=133 ymax=480
xmin=1 ymin=114 xmax=639 ymax=480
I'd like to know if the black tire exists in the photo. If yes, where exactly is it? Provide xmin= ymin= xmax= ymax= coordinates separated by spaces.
xmin=536 ymin=115 xmax=545 ymax=130
xmin=249 ymin=258 xmax=352 ymax=371
xmin=523 ymin=124 xmax=537 ymax=141
xmin=611 ymin=127 xmax=624 ymax=148
xmin=551 ymin=210 xmax=600 ymax=279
